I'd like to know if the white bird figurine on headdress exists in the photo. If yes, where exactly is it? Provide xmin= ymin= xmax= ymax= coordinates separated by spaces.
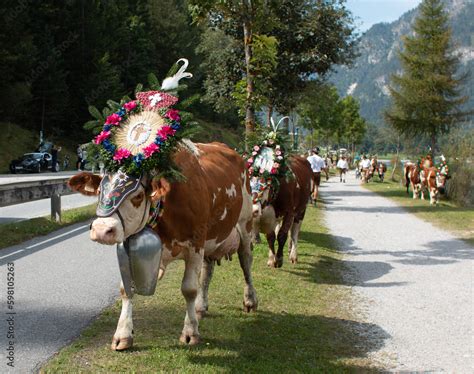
xmin=161 ymin=58 xmax=193 ymax=91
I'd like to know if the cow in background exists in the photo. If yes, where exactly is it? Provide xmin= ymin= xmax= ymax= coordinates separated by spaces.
xmin=404 ymin=162 xmax=422 ymax=199
xmin=377 ymin=162 xmax=387 ymax=182
xmin=252 ymin=156 xmax=312 ymax=267
xmin=68 ymin=141 xmax=258 ymax=350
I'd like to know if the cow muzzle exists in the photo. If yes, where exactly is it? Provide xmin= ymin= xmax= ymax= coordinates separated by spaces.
xmin=90 ymin=217 xmax=124 ymax=245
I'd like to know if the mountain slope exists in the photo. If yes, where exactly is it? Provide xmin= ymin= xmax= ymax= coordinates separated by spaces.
xmin=331 ymin=0 xmax=474 ymax=126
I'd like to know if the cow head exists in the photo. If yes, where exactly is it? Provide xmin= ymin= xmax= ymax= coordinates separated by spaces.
xmin=68 ymin=171 xmax=170 ymax=245
xmin=250 ymin=177 xmax=271 ymax=220
xmin=436 ymin=164 xmax=450 ymax=195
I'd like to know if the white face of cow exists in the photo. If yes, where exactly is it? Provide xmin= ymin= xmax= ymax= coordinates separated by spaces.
xmin=90 ymin=187 xmax=149 ymax=245
xmin=250 ymin=176 xmax=270 ymax=220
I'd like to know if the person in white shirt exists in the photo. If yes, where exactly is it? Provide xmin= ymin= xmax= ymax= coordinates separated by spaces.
xmin=307 ymin=148 xmax=326 ymax=204
xmin=360 ymin=155 xmax=371 ymax=182
xmin=336 ymin=156 xmax=349 ymax=183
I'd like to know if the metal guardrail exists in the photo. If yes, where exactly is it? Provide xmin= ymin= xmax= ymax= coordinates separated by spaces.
xmin=0 ymin=177 xmax=73 ymax=222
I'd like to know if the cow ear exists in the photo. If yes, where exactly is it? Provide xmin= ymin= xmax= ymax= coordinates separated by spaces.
xmin=68 ymin=172 xmax=102 ymax=196
xmin=150 ymin=177 xmax=171 ymax=202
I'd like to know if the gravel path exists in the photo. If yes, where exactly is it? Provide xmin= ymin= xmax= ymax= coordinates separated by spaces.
xmin=320 ymin=172 xmax=474 ymax=372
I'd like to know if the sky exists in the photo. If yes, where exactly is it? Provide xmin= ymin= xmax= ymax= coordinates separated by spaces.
xmin=346 ymin=0 xmax=423 ymax=31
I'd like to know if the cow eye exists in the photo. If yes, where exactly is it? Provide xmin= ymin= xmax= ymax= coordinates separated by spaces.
xmin=131 ymin=192 xmax=145 ymax=207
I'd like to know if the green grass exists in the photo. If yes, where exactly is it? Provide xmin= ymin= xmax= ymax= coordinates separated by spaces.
xmin=364 ymin=177 xmax=474 ymax=245
xmin=0 ymin=204 xmax=96 ymax=249
xmin=43 ymin=206 xmax=383 ymax=373
xmin=0 ymin=122 xmax=38 ymax=173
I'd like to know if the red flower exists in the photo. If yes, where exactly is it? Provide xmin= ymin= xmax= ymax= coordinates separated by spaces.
xmin=105 ymin=113 xmax=122 ymax=126
xmin=124 ymin=101 xmax=137 ymax=112
xmin=113 ymin=148 xmax=131 ymax=162
xmin=157 ymin=125 xmax=176 ymax=140
xmin=94 ymin=130 xmax=110 ymax=144
xmin=143 ymin=143 xmax=160 ymax=158
xmin=165 ymin=109 xmax=180 ymax=121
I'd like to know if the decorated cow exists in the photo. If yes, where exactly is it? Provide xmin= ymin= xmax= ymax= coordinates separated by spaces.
xmin=404 ymin=161 xmax=422 ymax=199
xmin=245 ymin=118 xmax=312 ymax=268
xmin=68 ymin=60 xmax=257 ymax=350
xmin=420 ymin=155 xmax=450 ymax=205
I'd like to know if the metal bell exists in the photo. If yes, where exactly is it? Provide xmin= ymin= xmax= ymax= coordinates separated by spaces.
xmin=117 ymin=226 xmax=162 ymax=297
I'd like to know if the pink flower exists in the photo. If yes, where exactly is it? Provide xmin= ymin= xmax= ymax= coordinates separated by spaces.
xmin=273 ymin=162 xmax=280 ymax=169
xmin=94 ymin=130 xmax=110 ymax=144
xmin=143 ymin=142 xmax=160 ymax=158
xmin=123 ymin=101 xmax=137 ymax=112
xmin=259 ymin=168 xmax=265 ymax=174
xmin=252 ymin=151 xmax=257 ymax=156
xmin=275 ymin=150 xmax=282 ymax=156
xmin=253 ymin=145 xmax=260 ymax=151
xmin=157 ymin=125 xmax=176 ymax=140
xmin=271 ymin=167 xmax=277 ymax=174
xmin=247 ymin=157 xmax=254 ymax=164
xmin=165 ymin=109 xmax=180 ymax=121
xmin=105 ymin=113 xmax=122 ymax=126
xmin=248 ymin=167 xmax=254 ymax=174
xmin=268 ymin=139 xmax=275 ymax=145
xmin=113 ymin=148 xmax=131 ymax=162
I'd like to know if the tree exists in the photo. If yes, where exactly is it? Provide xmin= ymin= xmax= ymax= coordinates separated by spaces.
xmin=297 ymin=81 xmax=343 ymax=149
xmin=339 ymin=96 xmax=366 ymax=153
xmin=189 ymin=0 xmax=273 ymax=135
xmin=267 ymin=0 xmax=357 ymax=125
xmin=385 ymin=0 xmax=469 ymax=155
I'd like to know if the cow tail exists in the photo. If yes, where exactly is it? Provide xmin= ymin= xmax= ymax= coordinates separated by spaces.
xmin=404 ymin=167 xmax=409 ymax=193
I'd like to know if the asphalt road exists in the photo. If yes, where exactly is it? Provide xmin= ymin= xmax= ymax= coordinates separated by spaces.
xmin=0 ymin=223 xmax=119 ymax=373
xmin=0 ymin=194 xmax=97 ymax=224
xmin=321 ymin=173 xmax=474 ymax=372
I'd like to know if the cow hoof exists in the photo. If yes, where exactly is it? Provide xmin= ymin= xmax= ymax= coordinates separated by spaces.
xmin=275 ymin=257 xmax=283 ymax=268
xmin=267 ymin=259 xmax=275 ymax=267
xmin=290 ymin=258 xmax=297 ymax=264
xmin=179 ymin=333 xmax=200 ymax=346
xmin=111 ymin=336 xmax=133 ymax=351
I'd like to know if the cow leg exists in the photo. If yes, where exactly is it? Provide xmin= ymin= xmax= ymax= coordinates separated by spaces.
xmin=238 ymin=232 xmax=258 ymax=312
xmin=180 ymin=249 xmax=203 ymax=345
xmin=267 ymin=221 xmax=282 ymax=267
xmin=111 ymin=283 xmax=134 ymax=351
xmin=266 ymin=231 xmax=276 ymax=267
xmin=275 ymin=215 xmax=294 ymax=268
xmin=289 ymin=219 xmax=303 ymax=264
xmin=195 ymin=257 xmax=214 ymax=319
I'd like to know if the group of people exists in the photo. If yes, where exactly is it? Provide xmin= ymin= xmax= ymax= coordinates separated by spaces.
xmin=306 ymin=147 xmax=350 ymax=203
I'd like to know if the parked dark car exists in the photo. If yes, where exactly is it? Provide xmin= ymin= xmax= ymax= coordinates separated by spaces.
xmin=9 ymin=152 xmax=59 ymax=173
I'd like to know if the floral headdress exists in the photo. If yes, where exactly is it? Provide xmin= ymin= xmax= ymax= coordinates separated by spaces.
xmin=437 ymin=155 xmax=449 ymax=176
xmin=94 ymin=59 xmax=192 ymax=177
xmin=244 ymin=117 xmax=292 ymax=204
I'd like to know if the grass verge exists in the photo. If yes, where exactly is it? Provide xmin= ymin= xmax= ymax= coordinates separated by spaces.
xmin=0 ymin=204 xmax=96 ymax=250
xmin=43 ymin=206 xmax=383 ymax=373
xmin=364 ymin=178 xmax=474 ymax=245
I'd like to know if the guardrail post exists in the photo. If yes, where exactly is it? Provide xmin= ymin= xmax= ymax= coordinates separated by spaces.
xmin=51 ymin=193 xmax=62 ymax=222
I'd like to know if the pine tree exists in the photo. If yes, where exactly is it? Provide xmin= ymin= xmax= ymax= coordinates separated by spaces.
xmin=385 ymin=0 xmax=469 ymax=154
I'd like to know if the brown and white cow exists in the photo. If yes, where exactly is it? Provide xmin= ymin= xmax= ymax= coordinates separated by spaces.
xmin=377 ymin=162 xmax=387 ymax=182
xmin=252 ymin=156 xmax=312 ymax=268
xmin=404 ymin=162 xmax=422 ymax=199
xmin=68 ymin=141 xmax=258 ymax=350
xmin=421 ymin=165 xmax=449 ymax=205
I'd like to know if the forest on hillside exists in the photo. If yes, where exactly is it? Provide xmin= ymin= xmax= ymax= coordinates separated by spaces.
xmin=0 ymin=0 xmax=239 ymax=143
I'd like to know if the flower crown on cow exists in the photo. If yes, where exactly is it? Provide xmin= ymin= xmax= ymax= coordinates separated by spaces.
xmin=94 ymin=59 xmax=193 ymax=177
xmin=244 ymin=117 xmax=292 ymax=202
